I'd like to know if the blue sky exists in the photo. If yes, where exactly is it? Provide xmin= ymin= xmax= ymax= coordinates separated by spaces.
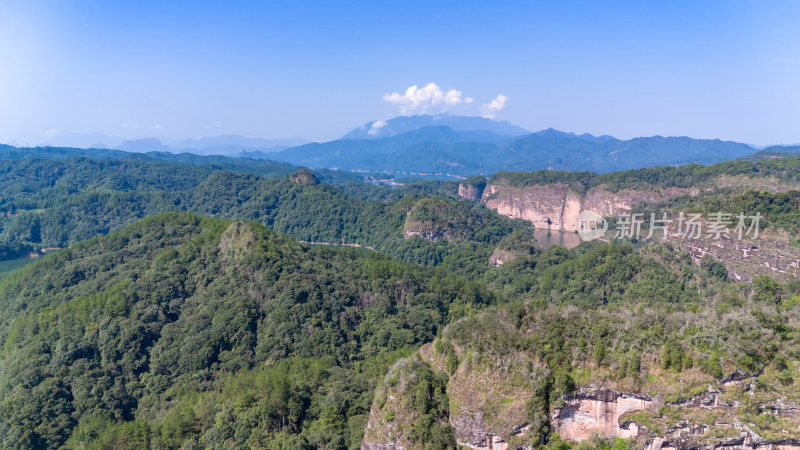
xmin=1 ymin=1 xmax=798 ymax=146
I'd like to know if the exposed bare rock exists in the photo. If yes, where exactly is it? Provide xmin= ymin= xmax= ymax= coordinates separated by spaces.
xmin=711 ymin=175 xmax=800 ymax=194
xmin=290 ymin=168 xmax=319 ymax=184
xmin=459 ymin=182 xmax=484 ymax=200
xmin=481 ymin=183 xmax=694 ymax=232
xmin=458 ymin=433 xmax=512 ymax=450
xmin=667 ymin=227 xmax=800 ymax=282
xmin=363 ymin=346 xmax=800 ymax=449
xmin=645 ymin=433 xmax=800 ymax=449
xmin=552 ymin=389 xmax=654 ymax=441
xmin=489 ymin=249 xmax=517 ymax=266
xmin=482 ymin=181 xmax=800 ymax=280
xmin=402 ymin=227 xmax=449 ymax=242
xmin=482 ymin=183 xmax=576 ymax=230
xmin=583 ymin=187 xmax=663 ymax=218
xmin=449 ymin=408 xmax=510 ymax=449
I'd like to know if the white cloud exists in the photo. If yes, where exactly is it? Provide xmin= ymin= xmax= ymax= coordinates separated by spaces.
xmin=464 ymin=97 xmax=474 ymax=104
xmin=367 ymin=120 xmax=388 ymax=136
xmin=383 ymin=83 xmax=468 ymax=115
xmin=152 ymin=124 xmax=162 ymax=130
xmin=481 ymin=94 xmax=508 ymax=119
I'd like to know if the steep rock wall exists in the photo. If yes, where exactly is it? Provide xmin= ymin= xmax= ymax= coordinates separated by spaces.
xmin=552 ymin=390 xmax=653 ymax=441
xmin=482 ymin=184 xmax=576 ymax=230
xmin=362 ymin=356 xmax=800 ymax=449
xmin=459 ymin=183 xmax=484 ymax=201
xmin=481 ymin=184 xmax=696 ymax=231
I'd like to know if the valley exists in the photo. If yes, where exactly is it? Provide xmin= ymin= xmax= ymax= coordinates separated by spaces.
xmin=1 ymin=145 xmax=800 ymax=448
xmin=5 ymin=3 xmax=799 ymax=448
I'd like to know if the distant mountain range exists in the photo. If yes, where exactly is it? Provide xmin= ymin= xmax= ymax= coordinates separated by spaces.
xmin=10 ymin=114 xmax=800 ymax=176
xmin=342 ymin=114 xmax=530 ymax=140
xmin=267 ymin=117 xmax=782 ymax=175
xmin=20 ymin=133 xmax=309 ymax=157
xmin=115 ymin=136 xmax=309 ymax=156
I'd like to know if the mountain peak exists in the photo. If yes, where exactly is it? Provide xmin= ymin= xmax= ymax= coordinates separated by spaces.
xmin=343 ymin=114 xmax=529 ymax=140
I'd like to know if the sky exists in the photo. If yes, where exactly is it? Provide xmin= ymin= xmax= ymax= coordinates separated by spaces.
xmin=1 ymin=1 xmax=799 ymax=146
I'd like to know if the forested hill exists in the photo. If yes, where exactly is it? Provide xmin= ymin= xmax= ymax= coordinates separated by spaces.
xmin=5 ymin=149 xmax=800 ymax=447
xmin=4 ymin=212 xmax=797 ymax=448
xmin=0 ymin=144 xmax=297 ymax=177
xmin=0 ymin=156 xmax=531 ymax=278
xmin=0 ymin=213 xmax=493 ymax=448
xmin=487 ymin=151 xmax=800 ymax=193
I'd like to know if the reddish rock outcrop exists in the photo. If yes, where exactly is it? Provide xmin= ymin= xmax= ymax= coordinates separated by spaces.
xmin=481 ymin=184 xmax=695 ymax=232
xmin=552 ymin=390 xmax=654 ymax=441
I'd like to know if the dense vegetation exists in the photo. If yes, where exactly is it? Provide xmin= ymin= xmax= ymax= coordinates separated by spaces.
xmin=0 ymin=156 xmax=530 ymax=278
xmin=638 ymin=189 xmax=800 ymax=236
xmin=363 ymin=240 xmax=800 ymax=448
xmin=2 ymin=147 xmax=800 ymax=448
xmin=490 ymin=153 xmax=800 ymax=193
xmin=0 ymin=145 xmax=296 ymax=175
xmin=2 ymin=208 xmax=780 ymax=448
xmin=0 ymin=213 xmax=498 ymax=448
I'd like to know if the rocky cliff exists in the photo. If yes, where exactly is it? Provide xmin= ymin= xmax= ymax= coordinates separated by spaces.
xmin=552 ymin=390 xmax=653 ymax=442
xmin=478 ymin=183 xmax=696 ymax=232
xmin=475 ymin=179 xmax=800 ymax=281
xmin=459 ymin=182 xmax=484 ymax=201
xmin=361 ymin=340 xmax=538 ymax=450
xmin=361 ymin=307 xmax=800 ymax=450
xmin=363 ymin=358 xmax=800 ymax=450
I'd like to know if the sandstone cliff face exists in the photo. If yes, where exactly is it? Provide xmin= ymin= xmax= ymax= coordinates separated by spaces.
xmin=553 ymin=387 xmax=800 ymax=449
xmin=552 ymin=381 xmax=800 ymax=450
xmin=481 ymin=184 xmax=695 ymax=232
xmin=482 ymin=184 xmax=576 ymax=230
xmin=459 ymin=183 xmax=484 ymax=201
xmin=552 ymin=390 xmax=653 ymax=442
xmin=477 ymin=182 xmax=800 ymax=280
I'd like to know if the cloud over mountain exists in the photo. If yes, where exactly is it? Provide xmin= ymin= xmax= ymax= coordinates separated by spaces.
xmin=367 ymin=120 xmax=388 ymax=136
xmin=481 ymin=94 xmax=508 ymax=119
xmin=383 ymin=83 xmax=470 ymax=114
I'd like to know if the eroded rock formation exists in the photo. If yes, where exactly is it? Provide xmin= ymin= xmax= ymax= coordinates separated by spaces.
xmin=481 ymin=184 xmax=695 ymax=232
xmin=459 ymin=182 xmax=484 ymax=201
xmin=552 ymin=390 xmax=654 ymax=441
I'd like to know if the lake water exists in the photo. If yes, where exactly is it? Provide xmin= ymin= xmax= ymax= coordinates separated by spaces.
xmin=533 ymin=229 xmax=583 ymax=249
xmin=0 ymin=257 xmax=36 ymax=274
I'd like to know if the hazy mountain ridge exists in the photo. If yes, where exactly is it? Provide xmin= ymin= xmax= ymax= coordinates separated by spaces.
xmin=12 ymin=134 xmax=309 ymax=157
xmin=116 ymin=135 xmax=309 ymax=156
xmin=271 ymin=123 xmax=761 ymax=175
xmin=15 ymin=115 xmax=798 ymax=177
xmin=342 ymin=114 xmax=530 ymax=139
